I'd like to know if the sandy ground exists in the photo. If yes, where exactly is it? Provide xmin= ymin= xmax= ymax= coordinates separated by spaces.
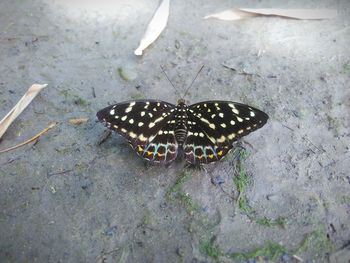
xmin=0 ymin=0 xmax=349 ymax=262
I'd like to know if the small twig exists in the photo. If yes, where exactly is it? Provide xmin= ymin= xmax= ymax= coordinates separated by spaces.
xmin=293 ymin=254 xmax=304 ymax=262
xmin=98 ymin=130 xmax=112 ymax=145
xmin=92 ymin=87 xmax=96 ymax=98
xmin=0 ymin=122 xmax=58 ymax=154
xmin=302 ymin=135 xmax=325 ymax=154
xmin=47 ymin=169 xmax=73 ymax=177
xmin=281 ymin=123 xmax=294 ymax=131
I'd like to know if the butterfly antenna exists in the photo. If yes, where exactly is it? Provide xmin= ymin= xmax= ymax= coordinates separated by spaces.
xmin=182 ymin=65 xmax=204 ymax=99
xmin=160 ymin=65 xmax=180 ymax=97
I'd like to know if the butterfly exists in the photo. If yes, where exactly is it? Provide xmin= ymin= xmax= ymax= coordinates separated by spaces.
xmin=96 ymin=98 xmax=268 ymax=165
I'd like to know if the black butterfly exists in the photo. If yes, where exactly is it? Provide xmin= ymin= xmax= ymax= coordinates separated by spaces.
xmin=96 ymin=99 xmax=268 ymax=165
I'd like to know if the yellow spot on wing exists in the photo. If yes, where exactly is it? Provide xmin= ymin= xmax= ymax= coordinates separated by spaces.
xmin=218 ymin=150 xmax=223 ymax=156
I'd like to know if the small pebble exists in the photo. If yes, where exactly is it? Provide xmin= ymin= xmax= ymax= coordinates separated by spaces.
xmin=281 ymin=252 xmax=292 ymax=262
xmin=211 ymin=175 xmax=225 ymax=186
xmin=104 ymin=226 xmax=117 ymax=237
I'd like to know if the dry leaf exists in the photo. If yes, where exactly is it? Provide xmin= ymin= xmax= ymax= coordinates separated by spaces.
xmin=204 ymin=9 xmax=257 ymax=21
xmin=69 ymin=118 xmax=89 ymax=125
xmin=134 ymin=0 xmax=170 ymax=56
xmin=0 ymin=84 xmax=47 ymax=139
xmin=205 ymin=8 xmax=337 ymax=21
xmin=0 ymin=122 xmax=57 ymax=154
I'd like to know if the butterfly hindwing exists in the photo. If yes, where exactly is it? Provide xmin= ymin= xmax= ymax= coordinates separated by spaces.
xmin=133 ymin=122 xmax=178 ymax=164
xmin=97 ymin=100 xmax=177 ymax=163
xmin=184 ymin=122 xmax=233 ymax=164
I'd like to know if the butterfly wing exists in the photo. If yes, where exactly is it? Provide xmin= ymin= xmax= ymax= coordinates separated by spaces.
xmin=184 ymin=101 xmax=268 ymax=164
xmin=97 ymin=99 xmax=178 ymax=163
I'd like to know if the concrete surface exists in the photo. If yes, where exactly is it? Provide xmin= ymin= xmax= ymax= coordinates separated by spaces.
xmin=0 ymin=0 xmax=349 ymax=262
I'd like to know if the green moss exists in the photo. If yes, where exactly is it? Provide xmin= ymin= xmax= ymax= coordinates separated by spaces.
xmin=130 ymin=92 xmax=145 ymax=100
xmin=341 ymin=61 xmax=350 ymax=74
xmin=166 ymin=171 xmax=200 ymax=214
xmin=118 ymin=67 xmax=129 ymax=81
xmin=75 ymin=162 xmax=88 ymax=175
xmin=337 ymin=195 xmax=350 ymax=204
xmin=229 ymin=242 xmax=286 ymax=261
xmin=59 ymin=89 xmax=90 ymax=107
xmin=199 ymin=239 xmax=223 ymax=262
xmin=255 ymin=216 xmax=286 ymax=228
xmin=118 ymin=67 xmax=137 ymax=81
xmin=166 ymin=171 xmax=191 ymax=197
xmin=233 ymin=148 xmax=253 ymax=214
xmin=73 ymin=97 xmax=89 ymax=106
xmin=294 ymin=225 xmax=333 ymax=258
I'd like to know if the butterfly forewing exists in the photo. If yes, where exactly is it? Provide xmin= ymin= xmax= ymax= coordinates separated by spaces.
xmin=184 ymin=101 xmax=268 ymax=164
xmin=96 ymin=100 xmax=178 ymax=163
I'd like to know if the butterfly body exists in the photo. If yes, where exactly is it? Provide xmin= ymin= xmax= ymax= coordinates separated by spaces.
xmin=97 ymin=99 xmax=268 ymax=165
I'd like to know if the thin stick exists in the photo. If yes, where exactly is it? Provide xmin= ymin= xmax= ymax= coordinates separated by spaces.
xmin=182 ymin=65 xmax=204 ymax=99
xmin=0 ymin=122 xmax=58 ymax=154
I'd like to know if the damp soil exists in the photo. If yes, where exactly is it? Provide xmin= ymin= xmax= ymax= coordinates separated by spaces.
xmin=0 ymin=1 xmax=349 ymax=262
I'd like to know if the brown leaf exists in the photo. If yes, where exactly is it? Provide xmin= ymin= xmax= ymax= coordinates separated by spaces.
xmin=68 ymin=118 xmax=89 ymax=125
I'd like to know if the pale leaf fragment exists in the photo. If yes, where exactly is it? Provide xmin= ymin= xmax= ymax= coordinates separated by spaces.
xmin=0 ymin=84 xmax=47 ymax=139
xmin=205 ymin=8 xmax=337 ymax=21
xmin=240 ymin=8 xmax=337 ymax=20
xmin=134 ymin=0 xmax=169 ymax=56
xmin=69 ymin=118 xmax=89 ymax=125
xmin=204 ymin=9 xmax=257 ymax=21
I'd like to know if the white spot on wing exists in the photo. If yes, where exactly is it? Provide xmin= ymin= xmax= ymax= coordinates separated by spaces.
xmin=217 ymin=135 xmax=226 ymax=143
xmin=237 ymin=117 xmax=243 ymax=122
xmin=232 ymin=108 xmax=239 ymax=114
xmin=149 ymin=122 xmax=155 ymax=128
xmin=129 ymin=132 xmax=137 ymax=138
xmin=250 ymin=111 xmax=255 ymax=117
xmin=129 ymin=119 xmax=134 ymax=124
xmin=121 ymin=116 xmax=127 ymax=121
xmin=138 ymin=122 xmax=144 ymax=127
xmin=110 ymin=109 xmax=115 ymax=115
xmin=228 ymin=133 xmax=236 ymax=140
xmin=139 ymin=134 xmax=147 ymax=141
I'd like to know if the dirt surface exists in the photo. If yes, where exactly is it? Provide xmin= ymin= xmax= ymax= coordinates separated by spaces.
xmin=0 ymin=0 xmax=349 ymax=262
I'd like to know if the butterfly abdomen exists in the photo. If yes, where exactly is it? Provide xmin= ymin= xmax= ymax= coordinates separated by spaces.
xmin=174 ymin=102 xmax=188 ymax=146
